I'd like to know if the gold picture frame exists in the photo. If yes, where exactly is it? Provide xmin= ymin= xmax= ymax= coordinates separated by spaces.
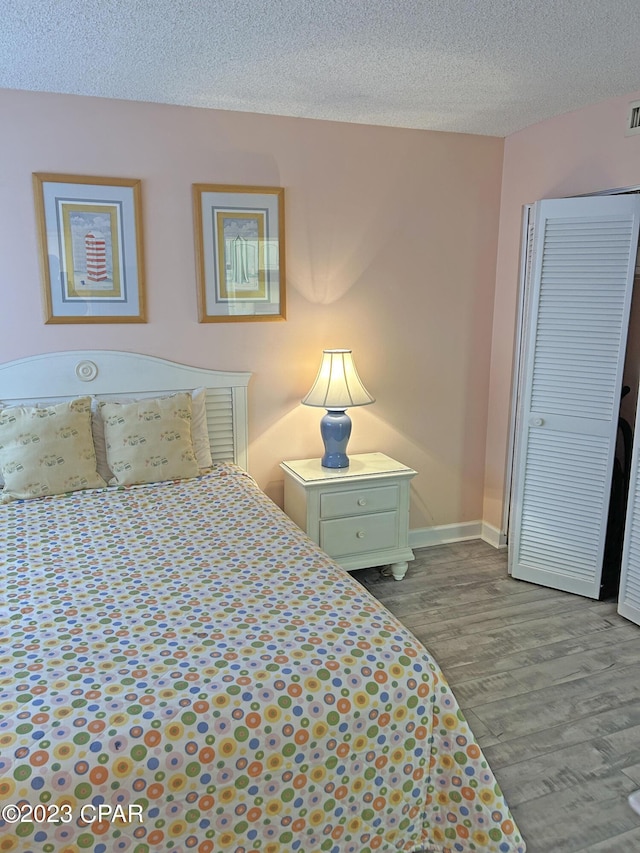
xmin=193 ymin=184 xmax=286 ymax=322
xmin=33 ymin=173 xmax=146 ymax=323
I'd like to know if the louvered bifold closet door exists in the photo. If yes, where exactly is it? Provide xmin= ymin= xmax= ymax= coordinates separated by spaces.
xmin=619 ymin=395 xmax=640 ymax=624
xmin=509 ymin=195 xmax=640 ymax=598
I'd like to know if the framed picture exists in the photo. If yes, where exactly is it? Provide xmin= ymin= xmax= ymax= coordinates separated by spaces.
xmin=193 ymin=184 xmax=285 ymax=322
xmin=33 ymin=173 xmax=146 ymax=323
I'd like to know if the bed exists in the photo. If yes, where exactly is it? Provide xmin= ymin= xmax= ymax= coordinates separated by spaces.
xmin=0 ymin=351 xmax=525 ymax=853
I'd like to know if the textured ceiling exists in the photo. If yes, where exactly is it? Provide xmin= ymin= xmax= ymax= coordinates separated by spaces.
xmin=2 ymin=0 xmax=640 ymax=137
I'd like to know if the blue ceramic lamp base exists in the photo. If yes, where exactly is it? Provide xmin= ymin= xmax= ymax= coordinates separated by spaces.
xmin=320 ymin=409 xmax=352 ymax=468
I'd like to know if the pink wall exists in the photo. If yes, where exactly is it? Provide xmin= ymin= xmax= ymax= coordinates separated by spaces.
xmin=0 ymin=89 xmax=503 ymax=529
xmin=484 ymin=89 xmax=640 ymax=530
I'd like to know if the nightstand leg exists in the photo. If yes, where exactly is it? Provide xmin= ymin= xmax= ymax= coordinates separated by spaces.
xmin=390 ymin=561 xmax=408 ymax=581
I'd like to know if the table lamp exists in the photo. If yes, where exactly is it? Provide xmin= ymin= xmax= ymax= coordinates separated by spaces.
xmin=302 ymin=349 xmax=374 ymax=468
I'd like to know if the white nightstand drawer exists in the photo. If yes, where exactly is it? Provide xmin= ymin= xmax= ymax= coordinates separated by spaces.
xmin=320 ymin=511 xmax=398 ymax=557
xmin=320 ymin=484 xmax=398 ymax=519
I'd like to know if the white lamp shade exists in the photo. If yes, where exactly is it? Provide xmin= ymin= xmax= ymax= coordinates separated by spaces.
xmin=302 ymin=349 xmax=375 ymax=410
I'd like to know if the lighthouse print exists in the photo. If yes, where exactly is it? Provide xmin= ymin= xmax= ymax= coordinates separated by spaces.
xmin=85 ymin=231 xmax=108 ymax=282
xmin=62 ymin=205 xmax=121 ymax=300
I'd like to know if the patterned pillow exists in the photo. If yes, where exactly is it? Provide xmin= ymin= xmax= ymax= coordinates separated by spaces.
xmin=0 ymin=397 xmax=106 ymax=502
xmin=92 ymin=388 xmax=212 ymax=482
xmin=100 ymin=392 xmax=199 ymax=486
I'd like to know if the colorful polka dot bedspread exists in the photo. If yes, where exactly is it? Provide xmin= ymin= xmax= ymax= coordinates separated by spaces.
xmin=0 ymin=464 xmax=526 ymax=853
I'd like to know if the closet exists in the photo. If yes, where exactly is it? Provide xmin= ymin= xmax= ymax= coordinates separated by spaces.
xmin=507 ymin=194 xmax=640 ymax=625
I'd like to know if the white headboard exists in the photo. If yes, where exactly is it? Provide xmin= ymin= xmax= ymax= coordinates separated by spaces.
xmin=0 ymin=351 xmax=252 ymax=470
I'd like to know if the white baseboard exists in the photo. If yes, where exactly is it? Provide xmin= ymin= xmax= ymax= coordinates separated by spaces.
xmin=409 ymin=521 xmax=507 ymax=550
xmin=481 ymin=522 xmax=508 ymax=549
xmin=409 ymin=521 xmax=482 ymax=549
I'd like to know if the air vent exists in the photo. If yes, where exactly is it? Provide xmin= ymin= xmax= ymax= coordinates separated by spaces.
xmin=626 ymin=100 xmax=640 ymax=136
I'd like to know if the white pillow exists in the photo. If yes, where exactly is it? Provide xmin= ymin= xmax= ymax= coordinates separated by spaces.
xmin=191 ymin=387 xmax=214 ymax=470
xmin=92 ymin=388 xmax=213 ymax=482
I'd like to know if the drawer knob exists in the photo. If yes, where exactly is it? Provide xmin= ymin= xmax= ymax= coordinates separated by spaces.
xmin=357 ymin=498 xmax=367 ymax=506
xmin=356 ymin=530 xmax=365 ymax=539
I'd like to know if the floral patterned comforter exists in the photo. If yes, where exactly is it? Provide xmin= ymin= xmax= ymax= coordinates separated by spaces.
xmin=0 ymin=464 xmax=525 ymax=853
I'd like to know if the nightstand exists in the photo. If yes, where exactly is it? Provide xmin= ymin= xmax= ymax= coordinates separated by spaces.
xmin=280 ymin=452 xmax=416 ymax=580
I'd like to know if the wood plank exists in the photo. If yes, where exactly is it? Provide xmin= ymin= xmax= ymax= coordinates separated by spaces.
xmin=451 ymin=637 xmax=640 ymax=707
xmin=470 ymin=663 xmax=640 ymax=740
xmin=495 ymin=724 xmax=640 ymax=806
xmin=483 ymin=701 xmax=640 ymax=770
xmin=422 ymin=605 xmax=622 ymax=665
xmin=438 ymin=624 xmax=640 ymax=683
xmin=510 ymin=772 xmax=640 ymax=853
xmin=622 ymin=763 xmax=640 ymax=785
xmin=581 ymin=825 xmax=640 ymax=852
xmin=400 ymin=587 xmax=596 ymax=637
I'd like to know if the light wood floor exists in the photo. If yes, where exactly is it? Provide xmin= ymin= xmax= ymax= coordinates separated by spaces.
xmin=354 ymin=541 xmax=640 ymax=853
